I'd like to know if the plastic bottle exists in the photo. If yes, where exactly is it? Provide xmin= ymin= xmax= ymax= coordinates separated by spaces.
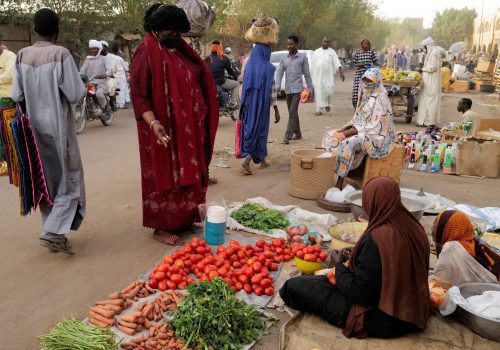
xmin=442 ymin=147 xmax=453 ymax=174
xmin=431 ymin=148 xmax=442 ymax=173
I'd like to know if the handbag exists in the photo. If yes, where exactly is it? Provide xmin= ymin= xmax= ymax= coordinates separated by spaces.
xmin=244 ymin=16 xmax=280 ymax=46
xmin=234 ymin=119 xmax=242 ymax=159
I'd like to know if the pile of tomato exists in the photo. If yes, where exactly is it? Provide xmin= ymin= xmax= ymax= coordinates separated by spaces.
xmin=291 ymin=243 xmax=329 ymax=262
xmin=149 ymin=237 xmax=306 ymax=295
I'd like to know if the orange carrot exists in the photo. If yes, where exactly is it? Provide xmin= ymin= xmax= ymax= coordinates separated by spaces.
xmin=96 ymin=299 xmax=124 ymax=307
xmin=118 ymin=319 xmax=137 ymax=329
xmin=88 ymin=310 xmax=116 ymax=325
xmin=121 ymin=281 xmax=138 ymax=294
xmin=88 ymin=317 xmax=110 ymax=328
xmin=142 ymin=303 xmax=154 ymax=317
xmin=109 ymin=291 xmax=122 ymax=299
xmin=117 ymin=323 xmax=136 ymax=335
xmin=89 ymin=306 xmax=114 ymax=318
xmin=121 ymin=313 xmax=137 ymax=323
xmin=103 ymin=304 xmax=123 ymax=314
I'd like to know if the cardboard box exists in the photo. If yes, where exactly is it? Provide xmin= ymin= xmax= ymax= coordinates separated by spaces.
xmin=477 ymin=130 xmax=500 ymax=141
xmin=449 ymin=80 xmax=469 ymax=93
xmin=471 ymin=115 xmax=500 ymax=137
xmin=456 ymin=138 xmax=500 ymax=178
xmin=476 ymin=60 xmax=495 ymax=73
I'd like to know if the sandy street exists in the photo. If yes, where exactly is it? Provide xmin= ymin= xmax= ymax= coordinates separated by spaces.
xmin=0 ymin=70 xmax=499 ymax=349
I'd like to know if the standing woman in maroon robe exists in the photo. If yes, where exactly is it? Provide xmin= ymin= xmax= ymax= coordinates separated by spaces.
xmin=131 ymin=4 xmax=219 ymax=245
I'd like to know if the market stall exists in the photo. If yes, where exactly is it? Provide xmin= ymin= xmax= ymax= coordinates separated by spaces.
xmin=381 ymin=68 xmax=421 ymax=123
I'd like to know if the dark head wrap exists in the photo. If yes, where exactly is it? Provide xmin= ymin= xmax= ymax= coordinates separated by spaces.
xmin=143 ymin=3 xmax=191 ymax=33
xmin=34 ymin=8 xmax=60 ymax=36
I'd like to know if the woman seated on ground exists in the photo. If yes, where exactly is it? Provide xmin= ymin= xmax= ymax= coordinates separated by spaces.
xmin=432 ymin=210 xmax=498 ymax=286
xmin=322 ymin=67 xmax=394 ymax=189
xmin=280 ymin=177 xmax=430 ymax=339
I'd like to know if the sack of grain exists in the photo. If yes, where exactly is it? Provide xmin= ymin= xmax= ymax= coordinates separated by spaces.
xmin=244 ymin=16 xmax=280 ymax=46
xmin=176 ymin=0 xmax=216 ymax=37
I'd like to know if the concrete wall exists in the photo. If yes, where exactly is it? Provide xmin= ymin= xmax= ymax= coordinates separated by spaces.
xmin=472 ymin=10 xmax=500 ymax=56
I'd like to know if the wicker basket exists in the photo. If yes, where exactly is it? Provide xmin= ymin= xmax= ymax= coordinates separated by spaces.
xmin=289 ymin=149 xmax=336 ymax=199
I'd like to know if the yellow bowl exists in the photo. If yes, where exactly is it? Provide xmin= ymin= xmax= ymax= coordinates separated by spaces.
xmin=294 ymin=256 xmax=324 ymax=274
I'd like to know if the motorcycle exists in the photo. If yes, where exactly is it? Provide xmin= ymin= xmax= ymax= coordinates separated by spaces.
xmin=217 ymin=84 xmax=239 ymax=121
xmin=74 ymin=75 xmax=116 ymax=134
xmin=341 ymin=57 xmax=354 ymax=69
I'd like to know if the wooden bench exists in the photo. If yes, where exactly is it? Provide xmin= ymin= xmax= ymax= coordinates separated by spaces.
xmin=345 ymin=144 xmax=405 ymax=189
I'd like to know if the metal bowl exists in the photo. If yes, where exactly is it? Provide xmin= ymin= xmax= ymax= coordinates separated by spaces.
xmin=456 ymin=282 xmax=500 ymax=341
xmin=344 ymin=190 xmax=431 ymax=221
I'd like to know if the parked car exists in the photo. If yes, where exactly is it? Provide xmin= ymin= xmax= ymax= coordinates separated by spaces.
xmin=270 ymin=50 xmax=314 ymax=94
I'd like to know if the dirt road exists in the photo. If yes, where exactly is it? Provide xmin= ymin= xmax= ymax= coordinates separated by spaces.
xmin=0 ymin=70 xmax=498 ymax=349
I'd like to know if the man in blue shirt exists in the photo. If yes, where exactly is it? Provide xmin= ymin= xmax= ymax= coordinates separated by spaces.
xmin=276 ymin=35 xmax=313 ymax=144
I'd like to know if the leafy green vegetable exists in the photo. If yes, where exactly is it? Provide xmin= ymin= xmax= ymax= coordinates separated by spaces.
xmin=39 ymin=317 xmax=118 ymax=350
xmin=230 ymin=203 xmax=290 ymax=233
xmin=170 ymin=278 xmax=269 ymax=350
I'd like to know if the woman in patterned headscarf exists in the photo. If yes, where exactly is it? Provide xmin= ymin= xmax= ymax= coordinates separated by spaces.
xmin=432 ymin=210 xmax=498 ymax=285
xmin=351 ymin=39 xmax=378 ymax=108
xmin=322 ymin=67 xmax=394 ymax=189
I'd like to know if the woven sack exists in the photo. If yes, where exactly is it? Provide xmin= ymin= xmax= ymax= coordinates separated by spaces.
xmin=176 ymin=0 xmax=216 ymax=37
xmin=244 ymin=16 xmax=279 ymax=46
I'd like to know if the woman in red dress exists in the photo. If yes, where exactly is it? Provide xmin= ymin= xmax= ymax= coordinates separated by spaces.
xmin=131 ymin=4 xmax=219 ymax=245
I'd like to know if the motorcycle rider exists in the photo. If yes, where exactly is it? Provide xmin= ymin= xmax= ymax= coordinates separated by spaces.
xmin=207 ymin=40 xmax=239 ymax=110
xmin=79 ymin=40 xmax=111 ymax=113
xmin=100 ymin=40 xmax=122 ymax=110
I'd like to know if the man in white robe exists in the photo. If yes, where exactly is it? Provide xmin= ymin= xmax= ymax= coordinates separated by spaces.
xmin=416 ymin=37 xmax=442 ymax=126
xmin=11 ymin=9 xmax=86 ymax=254
xmin=111 ymin=43 xmax=130 ymax=108
xmin=100 ymin=40 xmax=120 ymax=109
xmin=79 ymin=40 xmax=110 ymax=110
xmin=311 ymin=37 xmax=344 ymax=116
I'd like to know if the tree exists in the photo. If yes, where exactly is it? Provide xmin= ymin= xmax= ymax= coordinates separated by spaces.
xmin=429 ymin=7 xmax=477 ymax=49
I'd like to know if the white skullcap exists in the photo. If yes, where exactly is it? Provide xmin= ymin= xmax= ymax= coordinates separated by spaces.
xmin=100 ymin=40 xmax=109 ymax=47
xmin=225 ymin=47 xmax=231 ymax=52
xmin=421 ymin=37 xmax=435 ymax=46
xmin=89 ymin=39 xmax=102 ymax=49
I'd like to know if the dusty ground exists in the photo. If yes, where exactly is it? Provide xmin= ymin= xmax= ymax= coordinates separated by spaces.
xmin=0 ymin=70 xmax=499 ymax=349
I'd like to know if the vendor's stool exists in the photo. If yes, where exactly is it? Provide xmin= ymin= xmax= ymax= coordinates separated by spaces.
xmin=345 ymin=144 xmax=404 ymax=189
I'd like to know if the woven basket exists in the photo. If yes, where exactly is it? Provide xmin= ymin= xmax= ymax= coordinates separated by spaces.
xmin=289 ymin=149 xmax=336 ymax=200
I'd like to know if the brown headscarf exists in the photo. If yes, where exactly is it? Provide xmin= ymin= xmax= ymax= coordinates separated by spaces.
xmin=343 ymin=177 xmax=430 ymax=338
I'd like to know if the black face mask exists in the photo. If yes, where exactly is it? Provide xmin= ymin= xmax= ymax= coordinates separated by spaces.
xmin=162 ymin=35 xmax=181 ymax=49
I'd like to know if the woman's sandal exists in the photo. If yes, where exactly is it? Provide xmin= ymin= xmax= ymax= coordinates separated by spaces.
xmin=208 ymin=177 xmax=218 ymax=185
xmin=153 ymin=229 xmax=185 ymax=246
xmin=39 ymin=237 xmax=75 ymax=255
xmin=240 ymin=164 xmax=253 ymax=175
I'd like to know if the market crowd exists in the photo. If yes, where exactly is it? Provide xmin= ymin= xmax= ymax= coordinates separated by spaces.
xmin=1 ymin=3 xmax=497 ymax=342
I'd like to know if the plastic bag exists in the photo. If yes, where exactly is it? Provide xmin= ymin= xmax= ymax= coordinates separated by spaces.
xmin=299 ymin=89 xmax=312 ymax=103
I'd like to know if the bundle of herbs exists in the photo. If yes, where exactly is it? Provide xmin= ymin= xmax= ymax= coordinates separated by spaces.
xmin=39 ymin=317 xmax=118 ymax=350
xmin=230 ymin=203 xmax=290 ymax=233
xmin=170 ymin=278 xmax=269 ymax=350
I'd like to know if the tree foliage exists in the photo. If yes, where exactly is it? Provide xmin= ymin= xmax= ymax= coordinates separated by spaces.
xmin=429 ymin=7 xmax=477 ymax=49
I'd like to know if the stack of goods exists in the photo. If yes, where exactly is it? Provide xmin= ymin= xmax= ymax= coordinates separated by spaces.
xmin=381 ymin=67 xmax=394 ymax=81
xmin=0 ymin=100 xmax=52 ymax=215
xmin=396 ymin=129 xmax=459 ymax=175
xmin=244 ymin=15 xmax=280 ymax=46
xmin=394 ymin=70 xmax=421 ymax=81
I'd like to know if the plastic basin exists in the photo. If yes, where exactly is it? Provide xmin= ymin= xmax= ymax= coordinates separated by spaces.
xmin=294 ymin=256 xmax=324 ymax=274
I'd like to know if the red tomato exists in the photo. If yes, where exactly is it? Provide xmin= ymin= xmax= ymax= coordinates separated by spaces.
xmin=255 ymin=287 xmax=264 ymax=296
xmin=233 ymin=261 xmax=242 ymax=268
xmin=178 ymin=281 xmax=187 ymax=289
xmin=252 ymin=261 xmax=262 ymax=273
xmin=217 ymin=267 xmax=228 ymax=278
xmin=244 ymin=268 xmax=254 ymax=278
xmin=166 ymin=280 xmax=177 ymax=290
xmin=230 ymin=254 xmax=238 ymax=262
xmin=190 ymin=240 xmax=199 ymax=249
xmin=214 ymin=258 xmax=224 ymax=268
xmin=172 ymin=252 xmax=181 ymax=260
xmin=246 ymin=259 xmax=254 ymax=266
xmin=238 ymin=274 xmax=249 ymax=284
xmin=184 ymin=259 xmax=193 ymax=268
xmin=169 ymin=266 xmax=180 ymax=274
xmin=306 ymin=246 xmax=315 ymax=254
xmin=195 ymin=246 xmax=206 ymax=254
xmin=273 ymin=255 xmax=283 ymax=263
xmin=186 ymin=277 xmax=195 ymax=284
xmin=209 ymin=271 xmax=219 ymax=279
xmin=153 ymin=272 xmax=166 ymax=282
xmin=174 ymin=259 xmax=184 ymax=269
xmin=163 ymin=256 xmax=174 ymax=265
xmin=260 ymin=278 xmax=272 ymax=288
xmin=296 ymin=250 xmax=305 ymax=259
xmin=304 ymin=254 xmax=316 ymax=262
xmin=284 ymin=254 xmax=292 ymax=261
xmin=270 ymin=263 xmax=278 ymax=271
xmin=216 ymin=246 xmax=226 ymax=254
xmin=260 ymin=268 xmax=270 ymax=278
xmin=226 ymin=247 xmax=235 ymax=256
xmin=158 ymin=280 xmax=167 ymax=291
xmin=224 ymin=277 xmax=233 ymax=286
xmin=158 ymin=264 xmax=169 ymax=273
xmin=313 ymin=244 xmax=322 ymax=253
xmin=263 ymin=251 xmax=273 ymax=259
xmin=244 ymin=283 xmax=253 ymax=294
xmin=235 ymin=282 xmax=243 ymax=291
xmin=205 ymin=265 xmax=217 ymax=273
xmin=276 ymin=247 xmax=283 ymax=254
xmin=237 ymin=251 xmax=246 ymax=259
xmin=272 ymin=239 xmax=281 ymax=247
xmin=149 ymin=278 xmax=158 ymax=289
xmin=319 ymin=252 xmax=328 ymax=261
xmin=264 ymin=287 xmax=274 ymax=296
xmin=251 ymin=274 xmax=262 ymax=285
xmin=170 ymin=274 xmax=182 ymax=283
xmin=254 ymin=246 xmax=264 ymax=253
xmin=256 ymin=239 xmax=266 ymax=248
xmin=257 ymin=255 xmax=266 ymax=263
xmin=264 ymin=259 xmax=272 ymax=268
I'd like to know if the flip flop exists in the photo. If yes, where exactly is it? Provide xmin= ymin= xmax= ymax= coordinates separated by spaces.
xmin=326 ymin=106 xmax=331 ymax=112
xmin=208 ymin=177 xmax=218 ymax=185
xmin=39 ymin=238 xmax=75 ymax=255
xmin=239 ymin=167 xmax=253 ymax=175
xmin=314 ymin=112 xmax=322 ymax=116
xmin=259 ymin=162 xmax=270 ymax=169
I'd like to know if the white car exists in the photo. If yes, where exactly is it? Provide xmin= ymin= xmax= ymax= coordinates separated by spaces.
xmin=270 ymin=50 xmax=314 ymax=93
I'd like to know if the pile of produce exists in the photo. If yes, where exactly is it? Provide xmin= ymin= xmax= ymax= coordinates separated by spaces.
xmin=121 ymin=322 xmax=189 ymax=350
xmin=291 ymin=243 xmax=328 ymax=262
xmin=39 ymin=317 xmax=117 ymax=350
xmin=88 ymin=280 xmax=157 ymax=329
xmin=381 ymin=67 xmax=394 ymax=81
xmin=0 ymin=160 xmax=7 ymax=176
xmin=230 ymin=202 xmax=290 ymax=233
xmin=286 ymin=223 xmax=323 ymax=245
xmin=394 ymin=70 xmax=421 ymax=81
xmin=171 ymin=278 xmax=268 ymax=350
xmin=149 ymin=237 xmax=297 ymax=295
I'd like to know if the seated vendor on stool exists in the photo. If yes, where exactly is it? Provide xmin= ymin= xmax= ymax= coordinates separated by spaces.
xmin=457 ymin=98 xmax=478 ymax=125
xmin=280 ymin=177 xmax=431 ymax=339
xmin=322 ymin=67 xmax=395 ymax=189
xmin=432 ymin=210 xmax=498 ymax=286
